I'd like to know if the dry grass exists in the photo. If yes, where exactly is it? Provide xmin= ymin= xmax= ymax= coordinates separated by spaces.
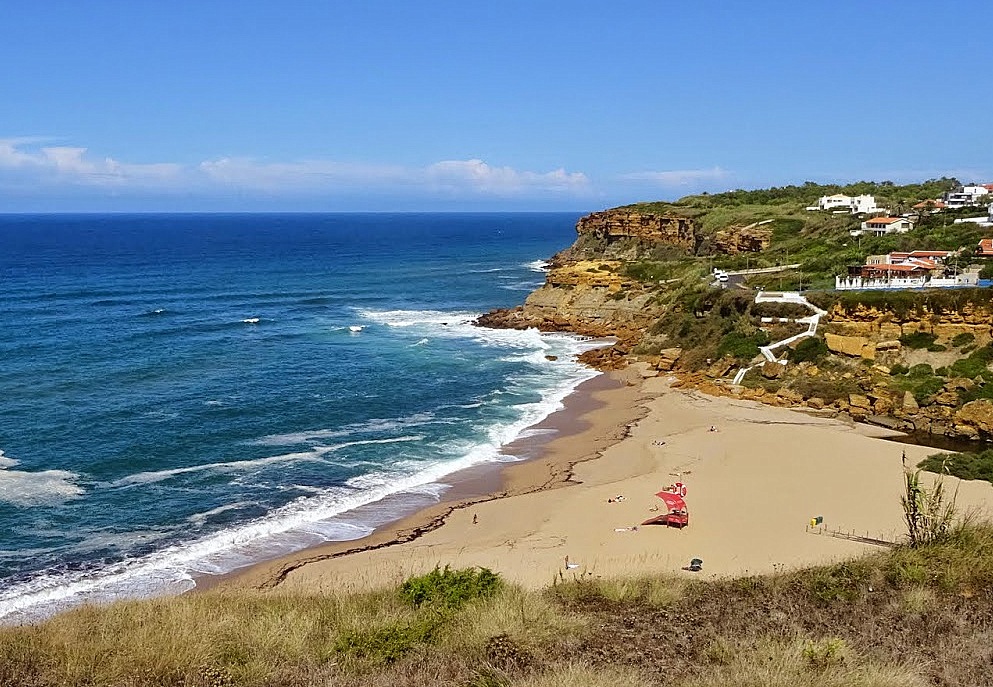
xmin=681 ymin=637 xmax=926 ymax=687
xmin=4 ymin=527 xmax=993 ymax=686
xmin=510 ymin=662 xmax=650 ymax=687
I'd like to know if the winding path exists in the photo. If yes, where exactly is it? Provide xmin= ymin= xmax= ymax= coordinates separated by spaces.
xmin=732 ymin=291 xmax=827 ymax=384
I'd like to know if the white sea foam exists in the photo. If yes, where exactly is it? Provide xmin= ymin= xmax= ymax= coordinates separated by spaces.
xmin=524 ymin=259 xmax=550 ymax=272
xmin=0 ymin=449 xmax=85 ymax=507
xmin=187 ymin=502 xmax=256 ymax=525
xmin=256 ymin=421 xmax=433 ymax=446
xmin=109 ymin=450 xmax=331 ymax=487
xmin=0 ymin=320 xmax=610 ymax=624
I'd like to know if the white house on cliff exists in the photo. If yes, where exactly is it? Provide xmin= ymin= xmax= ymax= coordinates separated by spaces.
xmin=808 ymin=194 xmax=882 ymax=214
xmin=850 ymin=216 xmax=915 ymax=237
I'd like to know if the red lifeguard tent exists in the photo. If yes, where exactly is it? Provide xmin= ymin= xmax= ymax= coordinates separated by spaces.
xmin=642 ymin=489 xmax=689 ymax=528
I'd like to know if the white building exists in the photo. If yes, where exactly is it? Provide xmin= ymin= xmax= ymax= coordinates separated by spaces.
xmin=944 ymin=185 xmax=990 ymax=209
xmin=851 ymin=216 xmax=915 ymax=237
xmin=850 ymin=194 xmax=882 ymax=214
xmin=952 ymin=202 xmax=993 ymax=227
xmin=808 ymin=193 xmax=883 ymax=214
xmin=815 ymin=194 xmax=852 ymax=211
xmin=836 ymin=271 xmax=979 ymax=291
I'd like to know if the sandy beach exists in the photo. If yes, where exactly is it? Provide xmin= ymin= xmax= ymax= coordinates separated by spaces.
xmin=216 ymin=366 xmax=993 ymax=596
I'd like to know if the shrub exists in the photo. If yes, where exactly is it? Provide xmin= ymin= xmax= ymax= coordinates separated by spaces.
xmin=790 ymin=336 xmax=828 ymax=363
xmin=890 ymin=364 xmax=909 ymax=376
xmin=948 ymin=345 xmax=993 ymax=379
xmin=952 ymin=332 xmax=976 ymax=348
xmin=808 ymin=561 xmax=871 ymax=603
xmin=716 ymin=330 xmax=769 ymax=360
xmin=919 ymin=450 xmax=993 ymax=484
xmin=899 ymin=331 xmax=937 ymax=350
xmin=334 ymin=619 xmax=436 ymax=663
xmin=913 ymin=377 xmax=945 ymax=404
xmin=400 ymin=566 xmax=502 ymax=610
xmin=802 ymin=638 xmax=848 ymax=669
xmin=792 ymin=376 xmax=858 ymax=403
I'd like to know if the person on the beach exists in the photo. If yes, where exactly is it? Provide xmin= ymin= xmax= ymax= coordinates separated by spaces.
xmin=472 ymin=514 xmax=478 ymax=525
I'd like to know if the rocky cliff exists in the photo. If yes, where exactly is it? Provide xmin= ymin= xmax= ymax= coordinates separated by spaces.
xmin=576 ymin=210 xmax=697 ymax=249
xmin=552 ymin=210 xmax=699 ymax=262
xmin=823 ymin=303 xmax=993 ymax=351
xmin=475 ymin=259 xmax=661 ymax=355
xmin=712 ymin=223 xmax=773 ymax=254
xmin=476 ymin=210 xmax=993 ymax=442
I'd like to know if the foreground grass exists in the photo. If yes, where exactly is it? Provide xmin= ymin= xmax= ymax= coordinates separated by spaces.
xmin=4 ymin=527 xmax=993 ymax=686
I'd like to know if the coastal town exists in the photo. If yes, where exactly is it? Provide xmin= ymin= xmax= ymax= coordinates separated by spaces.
xmin=805 ymin=183 xmax=993 ymax=291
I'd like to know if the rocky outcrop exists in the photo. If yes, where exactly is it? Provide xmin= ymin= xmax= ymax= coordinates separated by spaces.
xmin=954 ymin=400 xmax=993 ymax=440
xmin=575 ymin=210 xmax=697 ymax=252
xmin=824 ymin=303 xmax=993 ymax=345
xmin=475 ymin=260 xmax=661 ymax=346
xmin=713 ymin=224 xmax=772 ymax=254
xmin=825 ymin=332 xmax=876 ymax=359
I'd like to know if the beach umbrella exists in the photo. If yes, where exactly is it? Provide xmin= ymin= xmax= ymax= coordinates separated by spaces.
xmin=654 ymin=490 xmax=687 ymax=512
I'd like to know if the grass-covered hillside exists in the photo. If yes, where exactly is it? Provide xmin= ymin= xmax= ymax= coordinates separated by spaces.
xmin=617 ymin=178 xmax=993 ymax=290
xmin=3 ymin=525 xmax=993 ymax=686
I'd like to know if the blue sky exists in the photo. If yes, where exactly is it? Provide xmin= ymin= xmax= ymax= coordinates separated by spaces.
xmin=2 ymin=1 xmax=990 ymax=212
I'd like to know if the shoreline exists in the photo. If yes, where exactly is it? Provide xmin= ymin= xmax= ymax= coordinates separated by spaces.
xmin=212 ymin=366 xmax=993 ymax=596
xmin=200 ymin=366 xmax=648 ymax=593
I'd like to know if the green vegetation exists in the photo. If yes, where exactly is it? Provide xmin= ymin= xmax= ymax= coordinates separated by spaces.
xmin=715 ymin=330 xmax=769 ymax=360
xmin=807 ymin=288 xmax=993 ymax=318
xmin=951 ymin=332 xmax=976 ymax=348
xmin=7 ymin=525 xmax=993 ymax=685
xmin=920 ymin=449 xmax=993 ymax=484
xmin=400 ymin=565 xmax=502 ymax=610
xmin=888 ymin=364 xmax=945 ymax=404
xmin=614 ymin=178 xmax=991 ymax=289
xmin=898 ymin=331 xmax=938 ymax=350
xmin=947 ymin=343 xmax=993 ymax=381
xmin=788 ymin=336 xmax=829 ymax=363
xmin=900 ymin=453 xmax=958 ymax=548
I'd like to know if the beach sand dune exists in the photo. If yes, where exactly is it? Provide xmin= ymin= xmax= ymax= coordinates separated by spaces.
xmin=221 ymin=369 xmax=993 ymax=596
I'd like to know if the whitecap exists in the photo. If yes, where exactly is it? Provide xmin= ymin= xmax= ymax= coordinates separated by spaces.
xmin=109 ymin=449 xmax=331 ymax=487
xmin=187 ymin=502 xmax=256 ymax=525
xmin=524 ymin=259 xmax=551 ymax=272
xmin=0 ymin=449 xmax=84 ymax=507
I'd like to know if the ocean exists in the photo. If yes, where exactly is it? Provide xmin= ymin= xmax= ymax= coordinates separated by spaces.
xmin=0 ymin=212 xmax=602 ymax=623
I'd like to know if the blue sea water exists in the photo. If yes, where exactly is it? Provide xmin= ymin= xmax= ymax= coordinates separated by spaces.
xmin=0 ymin=212 xmax=602 ymax=623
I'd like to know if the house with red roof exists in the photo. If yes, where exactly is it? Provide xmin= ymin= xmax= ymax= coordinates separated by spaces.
xmin=851 ymin=216 xmax=914 ymax=237
xmin=978 ymin=238 xmax=993 ymax=257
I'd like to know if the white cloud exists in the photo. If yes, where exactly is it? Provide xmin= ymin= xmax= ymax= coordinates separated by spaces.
xmin=197 ymin=157 xmax=409 ymax=190
xmin=0 ymin=138 xmax=591 ymax=199
xmin=426 ymin=159 xmax=590 ymax=194
xmin=0 ymin=138 xmax=182 ymax=187
xmin=621 ymin=166 xmax=729 ymax=187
